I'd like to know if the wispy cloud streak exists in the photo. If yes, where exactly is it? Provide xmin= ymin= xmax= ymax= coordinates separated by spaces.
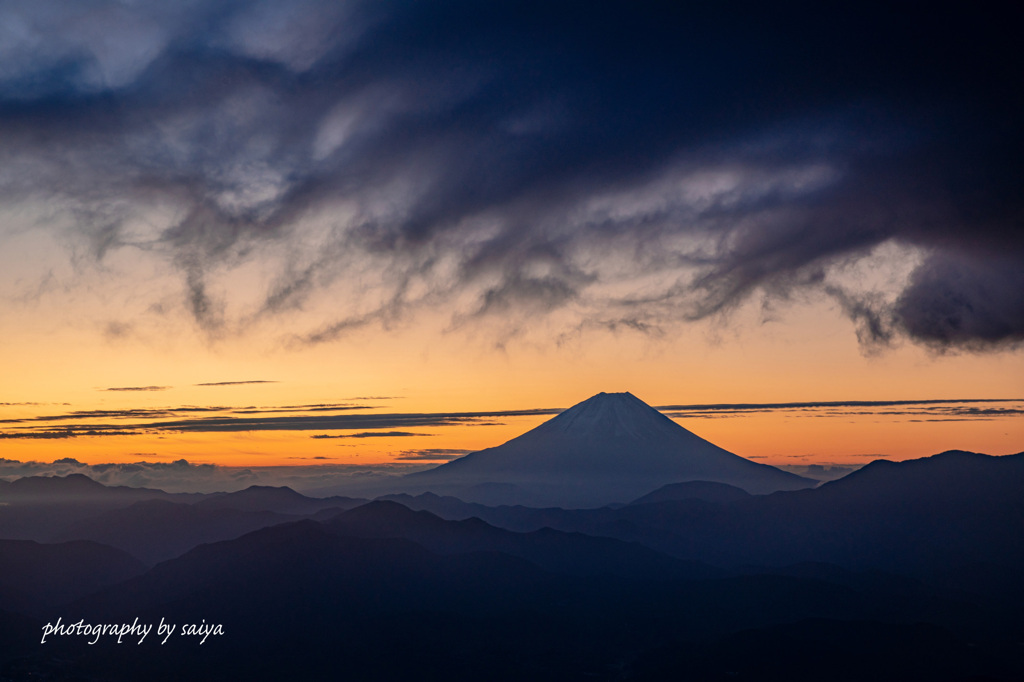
xmin=196 ymin=381 xmax=278 ymax=387
xmin=103 ymin=386 xmax=171 ymax=392
xmin=311 ymin=431 xmax=428 ymax=439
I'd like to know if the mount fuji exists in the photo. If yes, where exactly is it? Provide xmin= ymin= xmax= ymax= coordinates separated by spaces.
xmin=405 ymin=392 xmax=815 ymax=506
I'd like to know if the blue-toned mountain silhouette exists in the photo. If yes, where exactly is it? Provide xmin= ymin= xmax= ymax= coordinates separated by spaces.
xmin=406 ymin=391 xmax=814 ymax=505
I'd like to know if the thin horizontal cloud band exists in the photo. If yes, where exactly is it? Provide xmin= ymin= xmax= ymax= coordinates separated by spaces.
xmin=0 ymin=404 xmax=372 ymax=424
xmin=0 ymin=408 xmax=563 ymax=438
xmin=1 ymin=399 xmax=1019 ymax=439
xmin=658 ymin=398 xmax=1024 ymax=412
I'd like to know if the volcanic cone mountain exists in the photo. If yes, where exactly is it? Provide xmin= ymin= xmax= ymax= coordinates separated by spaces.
xmin=406 ymin=392 xmax=814 ymax=506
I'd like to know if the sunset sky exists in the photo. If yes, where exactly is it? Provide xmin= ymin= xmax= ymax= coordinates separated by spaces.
xmin=1 ymin=1 xmax=1021 ymax=480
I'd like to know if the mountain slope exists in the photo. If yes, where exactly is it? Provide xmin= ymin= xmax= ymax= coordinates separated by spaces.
xmin=0 ymin=539 xmax=145 ymax=618
xmin=407 ymin=392 xmax=813 ymax=505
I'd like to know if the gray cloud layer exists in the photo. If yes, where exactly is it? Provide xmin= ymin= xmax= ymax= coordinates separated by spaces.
xmin=0 ymin=457 xmax=429 ymax=494
xmin=1 ymin=1 xmax=1021 ymax=350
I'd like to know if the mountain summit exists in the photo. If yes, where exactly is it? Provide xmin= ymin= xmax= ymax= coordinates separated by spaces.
xmin=406 ymin=392 xmax=814 ymax=506
xmin=539 ymin=391 xmax=693 ymax=441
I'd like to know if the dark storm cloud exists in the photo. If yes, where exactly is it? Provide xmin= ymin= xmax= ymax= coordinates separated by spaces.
xmin=888 ymin=253 xmax=1024 ymax=351
xmin=2 ymin=1 xmax=1022 ymax=350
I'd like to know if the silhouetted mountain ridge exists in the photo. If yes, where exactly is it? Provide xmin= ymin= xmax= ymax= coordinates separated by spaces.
xmin=386 ymin=450 xmax=1024 ymax=581
xmin=327 ymin=500 xmax=719 ymax=579
xmin=0 ymin=473 xmax=174 ymax=502
xmin=196 ymin=485 xmax=366 ymax=514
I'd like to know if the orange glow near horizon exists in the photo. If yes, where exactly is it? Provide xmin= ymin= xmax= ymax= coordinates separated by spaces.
xmin=2 ymin=394 xmax=1021 ymax=470
xmin=1 ymin=290 xmax=1022 ymax=470
xmin=2 ymin=409 xmax=1022 ymax=469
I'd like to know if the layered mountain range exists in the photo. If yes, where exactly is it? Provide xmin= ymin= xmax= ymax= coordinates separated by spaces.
xmin=1 ymin=393 xmax=1021 ymax=680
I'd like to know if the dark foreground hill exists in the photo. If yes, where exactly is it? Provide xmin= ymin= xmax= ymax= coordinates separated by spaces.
xmin=0 ymin=539 xmax=145 ymax=618
xmin=1 ymin=451 xmax=1021 ymax=681
xmin=7 ymin=513 xmax=1013 ymax=682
